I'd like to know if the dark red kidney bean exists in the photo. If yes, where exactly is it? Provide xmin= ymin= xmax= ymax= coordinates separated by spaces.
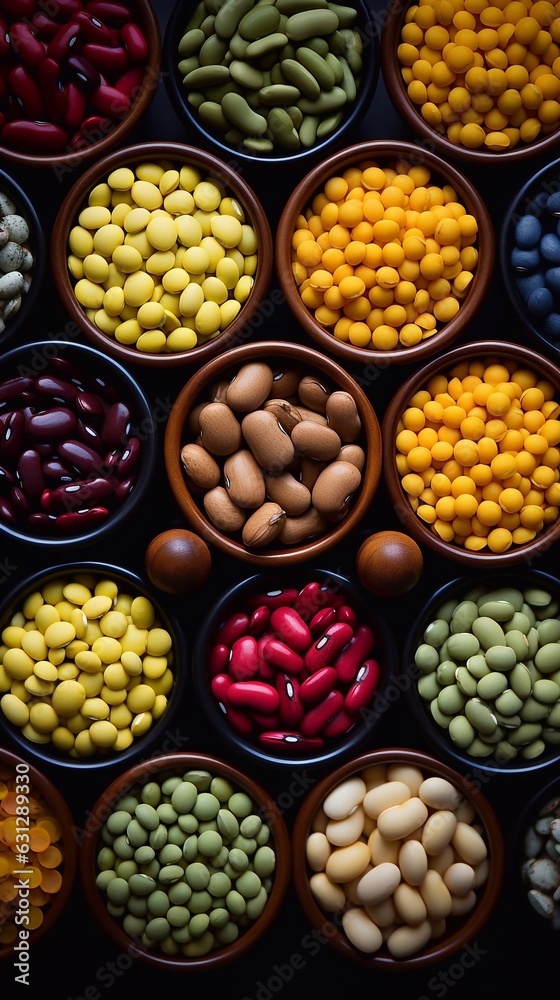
xmin=0 ymin=495 xmax=16 ymax=523
xmin=334 ymin=624 xmax=375 ymax=684
xmin=249 ymin=605 xmax=270 ymax=637
xmin=276 ymin=673 xmax=303 ymax=728
xmin=258 ymin=731 xmax=324 ymax=752
xmin=70 ymin=114 xmax=112 ymax=148
xmin=90 ymin=82 xmax=130 ymax=117
xmin=256 ymin=634 xmax=275 ymax=679
xmin=82 ymin=42 xmax=128 ymax=74
xmin=114 ymin=476 xmax=134 ymax=502
xmin=300 ymin=689 xmax=344 ymax=737
xmin=65 ymin=55 xmax=101 ymax=93
xmin=34 ymin=442 xmax=52 ymax=457
xmin=262 ymin=638 xmax=303 ymax=675
xmin=9 ymin=485 xmax=29 ymax=514
xmin=209 ymin=645 xmax=229 ymax=678
xmin=218 ymin=700 xmax=253 ymax=737
xmin=64 ymin=81 xmax=87 ymax=128
xmin=8 ymin=65 xmax=45 ymax=118
xmin=54 ymin=506 xmax=109 ymax=532
xmin=304 ymin=622 xmax=354 ymax=674
xmin=42 ymin=459 xmax=73 ymax=480
xmin=27 ymin=408 xmax=77 ymax=440
xmin=0 ymin=377 xmax=33 ymax=403
xmin=337 ymin=605 xmax=358 ymax=628
xmin=211 ymin=672 xmax=232 ymax=700
xmin=9 ymin=21 xmax=46 ymax=66
xmin=31 ymin=12 xmax=59 ymax=37
xmin=215 ymin=612 xmax=250 ymax=647
xmin=17 ymin=449 xmax=44 ymax=497
xmin=113 ymin=65 xmax=143 ymax=95
xmin=73 ymin=11 xmax=113 ymax=43
xmin=76 ymin=419 xmax=102 ymax=449
xmin=0 ymin=411 xmax=24 ymax=462
xmin=120 ymin=22 xmax=147 ymax=61
xmin=48 ymin=476 xmax=115 ymax=511
xmin=1 ymin=120 xmax=69 ymax=152
xmin=116 ymin=436 xmax=140 ymax=478
xmin=58 ymin=438 xmax=102 ymax=474
xmin=47 ymin=21 xmax=81 ymax=60
xmin=38 ymin=59 xmax=67 ymax=123
xmin=226 ymin=680 xmax=279 ymax=714
xmin=292 ymin=581 xmax=340 ymax=620
xmin=48 ymin=357 xmax=83 ymax=379
xmin=299 ymin=666 xmax=337 ymax=704
xmin=28 ymin=511 xmax=56 ymax=530
xmin=101 ymin=448 xmax=120 ymax=474
xmin=345 ymin=659 xmax=380 ymax=713
xmin=50 ymin=0 xmax=83 ymax=15
xmin=323 ymin=708 xmax=356 ymax=739
xmin=74 ymin=390 xmax=105 ymax=421
xmin=35 ymin=375 xmax=78 ymax=402
xmin=86 ymin=2 xmax=131 ymax=22
xmin=309 ymin=607 xmax=337 ymax=636
xmin=102 ymin=400 xmax=130 ymax=447
xmin=246 ymin=588 xmax=300 ymax=612
xmin=269 ymin=606 xmax=312 ymax=653
xmin=229 ymin=635 xmax=259 ymax=682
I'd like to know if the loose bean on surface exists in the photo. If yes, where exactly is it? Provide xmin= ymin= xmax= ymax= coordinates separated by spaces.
xmin=304 ymin=761 xmax=490 ymax=957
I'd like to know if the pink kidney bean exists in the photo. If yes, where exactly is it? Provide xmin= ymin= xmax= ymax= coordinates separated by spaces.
xmin=0 ymin=355 xmax=143 ymax=536
xmin=207 ymin=579 xmax=383 ymax=753
xmin=0 ymin=0 xmax=151 ymax=156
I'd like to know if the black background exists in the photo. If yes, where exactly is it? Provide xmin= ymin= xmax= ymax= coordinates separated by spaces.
xmin=1 ymin=0 xmax=559 ymax=996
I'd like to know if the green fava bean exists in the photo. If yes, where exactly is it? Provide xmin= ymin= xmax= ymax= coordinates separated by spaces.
xmin=211 ymin=777 xmax=235 ymax=801
xmin=169 ymin=882 xmax=192 ymax=905
xmin=253 ymin=846 xmax=275 ymax=877
xmin=423 ymin=618 xmax=450 ymax=647
xmin=436 ymin=660 xmax=458 ymax=686
xmin=418 ymin=673 xmax=441 ymax=701
xmin=106 ymin=810 xmax=131 ymax=836
xmin=229 ymin=792 xmax=253 ymax=818
xmin=246 ymin=886 xmax=268 ymax=920
xmin=183 ymin=835 xmax=199 ymax=862
xmin=503 ymin=612 xmax=532 ymax=635
xmin=520 ymin=697 xmax=550 ymax=722
xmin=240 ymin=814 xmax=262 ymax=838
xmin=229 ymin=847 xmax=249 ymax=871
xmin=477 ymin=600 xmax=515 ymax=621
xmin=537 ymin=619 xmax=560 ymax=644
xmin=96 ymin=869 xmax=116 ymax=891
xmin=148 ymin=890 xmax=170 ymax=916
xmin=485 ymin=646 xmax=517 ymax=671
xmin=235 ymin=870 xmax=262 ymax=898
xmin=189 ymin=890 xmax=213 ymax=913
xmin=450 ymin=600 xmax=479 ymax=633
xmin=208 ymin=871 xmax=232 ymax=896
xmin=508 ymin=722 xmax=543 ymax=746
xmin=217 ymin=808 xmax=239 ymax=839
xmin=128 ymin=896 xmax=149 ymax=917
xmin=198 ymin=830 xmax=223 ymax=856
xmin=97 ymin=847 xmax=116 ymax=871
xmin=114 ymin=835 xmax=135 ymax=859
xmin=157 ymin=803 xmax=178 ymax=825
xmin=167 ymin=905 xmax=191 ymax=928
xmin=178 ymin=813 xmax=199 ymax=834
xmin=430 ymin=698 xmax=452 ymax=729
xmin=159 ymin=865 xmax=185 ymax=885
xmin=455 ymin=665 xmax=477 ymax=697
xmin=533 ymin=678 xmax=560 ymax=703
xmin=135 ymin=846 xmax=155 ymax=865
xmin=437 ymin=684 xmax=467 ymax=716
xmin=495 ymin=690 xmax=524 ymax=716
xmin=449 ymin=714 xmax=475 ymax=747
xmin=521 ymin=739 xmax=546 ymax=759
xmin=226 ymin=889 xmax=246 ymax=915
xmin=477 ymin=672 xmax=508 ymax=700
xmin=466 ymin=738 xmax=495 ymax=757
xmin=472 ymin=617 xmax=506 ymax=650
xmin=172 ymin=923 xmax=192 ymax=944
xmin=135 ymin=803 xmax=160 ymax=831
xmin=115 ymin=860 xmax=137 ymax=881
xmin=128 ymin=873 xmax=157 ymax=897
xmin=141 ymin=782 xmax=162 ymax=807
xmin=535 ymin=643 xmax=560 ymax=674
xmin=480 ymin=587 xmax=524 ymax=611
xmin=209 ymin=906 xmax=230 ymax=928
xmin=146 ymin=917 xmax=170 ymax=942
xmin=159 ymin=844 xmax=183 ymax=866
xmin=447 ymin=633 xmax=480 ymax=660
xmin=505 ymin=630 xmax=529 ymax=660
xmin=214 ymin=0 xmax=255 ymax=38
xmin=123 ymin=914 xmax=147 ymax=938
xmin=414 ymin=643 xmax=439 ymax=673
xmin=216 ymin=921 xmax=240 ymax=944
xmin=465 ymin=698 xmax=498 ymax=735
xmin=150 ymin=825 xmax=168 ymax=851
xmin=186 ymin=862 xmax=210 ymax=890
xmin=524 ymin=588 xmax=552 ymax=607
xmin=171 ymin=780 xmax=198 ymax=814
xmin=510 ymin=662 xmax=533 ymax=699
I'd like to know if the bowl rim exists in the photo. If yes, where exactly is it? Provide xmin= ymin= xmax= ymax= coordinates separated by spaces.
xmin=190 ymin=565 xmax=399 ymax=769
xmin=399 ymin=567 xmax=560 ymax=777
xmin=0 ymin=338 xmax=158 ymax=548
xmin=0 ymin=168 xmax=47 ymax=353
xmin=0 ymin=745 xmax=78 ymax=962
xmin=78 ymin=750 xmax=292 ymax=970
xmin=499 ymin=156 xmax=560 ymax=357
xmin=274 ymin=139 xmax=495 ymax=366
xmin=0 ymin=560 xmax=189 ymax=771
xmin=291 ymin=745 xmax=505 ymax=968
xmin=162 ymin=0 xmax=380 ymax=168
xmin=163 ymin=338 xmax=383 ymax=565
xmin=49 ymin=140 xmax=274 ymax=368
xmin=381 ymin=338 xmax=560 ymax=565
xmin=0 ymin=0 xmax=162 ymax=171
xmin=379 ymin=2 xmax=560 ymax=166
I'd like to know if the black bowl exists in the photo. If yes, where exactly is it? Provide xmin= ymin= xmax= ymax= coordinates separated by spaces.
xmin=0 ymin=560 xmax=188 ymax=773
xmin=500 ymin=156 xmax=560 ymax=360
xmin=0 ymin=339 xmax=157 ymax=549
xmin=400 ymin=570 xmax=560 ymax=778
xmin=0 ymin=168 xmax=46 ymax=353
xmin=163 ymin=0 xmax=380 ymax=170
xmin=191 ymin=567 xmax=398 ymax=770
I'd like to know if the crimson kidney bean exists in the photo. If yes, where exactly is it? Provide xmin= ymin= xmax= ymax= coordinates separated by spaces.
xmin=207 ymin=579 xmax=383 ymax=753
xmin=0 ymin=0 xmax=151 ymax=156
xmin=0 ymin=355 xmax=143 ymax=536
xmin=220 ymin=701 xmax=253 ymax=737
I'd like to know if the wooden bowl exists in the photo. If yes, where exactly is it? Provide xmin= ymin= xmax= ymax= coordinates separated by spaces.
xmin=0 ymin=1 xmax=161 ymax=173
xmin=79 ymin=751 xmax=291 ymax=970
xmin=380 ymin=2 xmax=560 ymax=167
xmin=382 ymin=339 xmax=560 ymax=566
xmin=50 ymin=141 xmax=273 ymax=370
xmin=164 ymin=339 xmax=383 ymax=565
xmin=275 ymin=140 xmax=494 ymax=367
xmin=0 ymin=746 xmax=77 ymax=962
xmin=291 ymin=747 xmax=504 ymax=969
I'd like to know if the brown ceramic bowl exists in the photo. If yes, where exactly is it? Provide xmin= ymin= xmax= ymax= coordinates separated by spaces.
xmin=275 ymin=140 xmax=494 ymax=367
xmin=382 ymin=339 xmax=560 ymax=566
xmin=79 ymin=751 xmax=291 ymax=970
xmin=380 ymin=2 xmax=560 ymax=168
xmin=164 ymin=339 xmax=383 ymax=566
xmin=291 ymin=747 xmax=504 ymax=969
xmin=0 ymin=746 xmax=78 ymax=962
xmin=0 ymin=2 xmax=161 ymax=173
xmin=50 ymin=141 xmax=273 ymax=370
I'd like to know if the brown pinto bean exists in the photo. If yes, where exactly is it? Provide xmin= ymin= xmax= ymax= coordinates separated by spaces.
xmin=291 ymin=421 xmax=342 ymax=461
xmin=199 ymin=402 xmax=242 ymax=456
xmin=241 ymin=410 xmax=294 ymax=474
xmin=224 ymin=449 xmax=266 ymax=509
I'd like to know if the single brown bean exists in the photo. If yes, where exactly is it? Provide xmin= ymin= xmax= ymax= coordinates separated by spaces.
xmin=296 ymin=406 xmax=328 ymax=426
xmin=299 ymin=456 xmax=326 ymax=490
xmin=203 ymin=486 xmax=247 ymax=531
xmin=268 ymin=368 xmax=303 ymax=399
xmin=263 ymin=398 xmax=302 ymax=434
xmin=278 ymin=507 xmax=329 ymax=545
xmin=226 ymin=362 xmax=274 ymax=412
xmin=264 ymin=470 xmax=311 ymax=515
xmin=291 ymin=420 xmax=342 ymax=461
xmin=181 ymin=443 xmax=221 ymax=490
xmin=241 ymin=409 xmax=295 ymax=473
xmin=224 ymin=449 xmax=266 ymax=508
xmin=297 ymin=375 xmax=330 ymax=413
xmin=325 ymin=391 xmax=361 ymax=443
xmin=199 ymin=401 xmax=242 ymax=456
xmin=242 ymin=501 xmax=286 ymax=548
xmin=336 ymin=444 xmax=365 ymax=471
xmin=312 ymin=461 xmax=362 ymax=516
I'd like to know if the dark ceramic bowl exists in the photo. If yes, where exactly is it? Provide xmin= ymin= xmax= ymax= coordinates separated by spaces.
xmin=191 ymin=567 xmax=398 ymax=769
xmin=382 ymin=339 xmax=560 ymax=566
xmin=79 ymin=751 xmax=291 ymax=970
xmin=0 ymin=339 xmax=157 ymax=550
xmin=0 ymin=561 xmax=188 ymax=772
xmin=163 ymin=0 xmax=380 ymax=169
xmin=0 ymin=746 xmax=78 ymax=962
xmin=292 ymin=747 xmax=504 ymax=968
xmin=401 ymin=570 xmax=560 ymax=777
